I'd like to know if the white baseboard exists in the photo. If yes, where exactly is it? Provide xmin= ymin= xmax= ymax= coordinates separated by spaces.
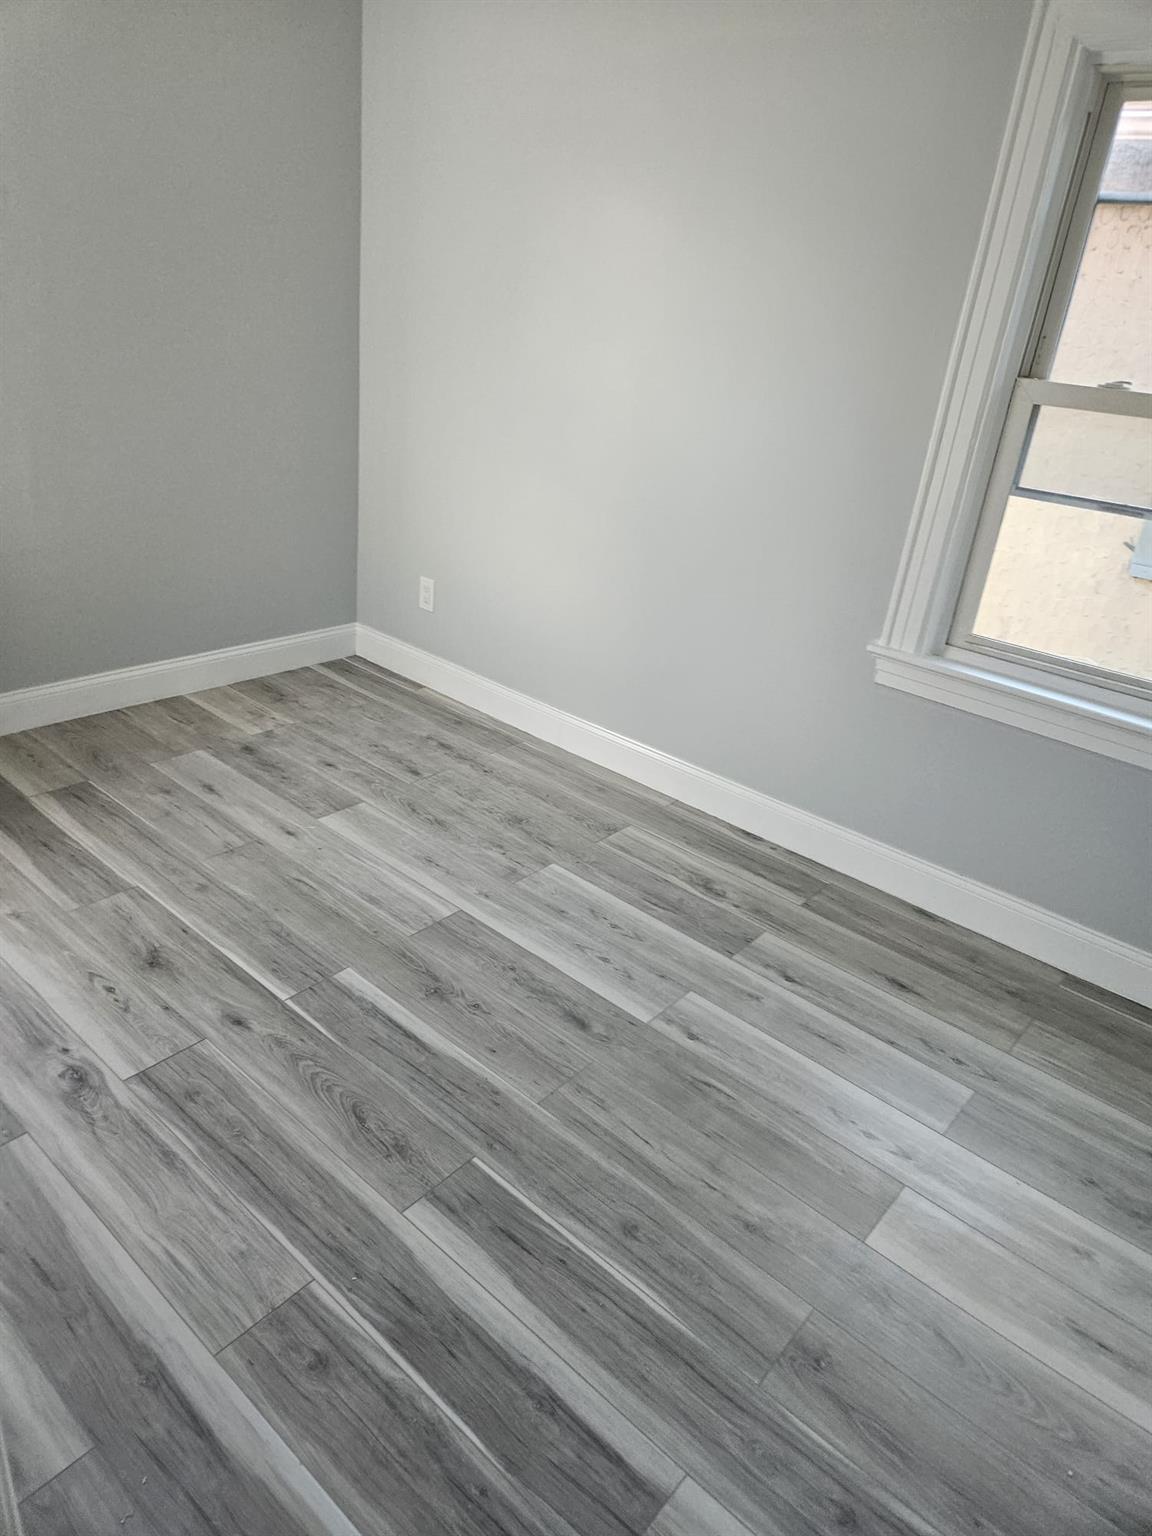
xmin=0 ymin=624 xmax=357 ymax=735
xmin=356 ymin=624 xmax=1152 ymax=1006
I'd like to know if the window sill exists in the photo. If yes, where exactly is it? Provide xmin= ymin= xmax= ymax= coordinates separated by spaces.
xmin=870 ymin=644 xmax=1152 ymax=768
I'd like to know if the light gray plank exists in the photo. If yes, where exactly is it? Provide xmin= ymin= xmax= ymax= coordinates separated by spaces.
xmin=576 ymin=1014 xmax=904 ymax=1238
xmin=502 ymin=738 xmax=673 ymax=828
xmin=737 ymin=898 xmax=1029 ymax=1049
xmin=30 ymin=711 xmax=168 ymax=776
xmin=19 ymin=1451 xmax=162 ymax=1536
xmin=1059 ymin=974 xmax=1152 ymax=1029
xmin=0 ymin=1310 xmax=92 ymax=1502
xmin=186 ymin=683 xmax=288 ymax=732
xmin=137 ymin=1042 xmax=682 ymax=1536
xmin=0 ymin=784 xmax=127 ymax=910
xmin=39 ymin=783 xmax=334 ymax=997
xmin=317 ymin=659 xmax=518 ymax=753
xmin=74 ymin=888 xmax=470 ymax=1208
xmin=0 ymin=1136 xmax=355 ymax=1536
xmin=1014 ymin=1014 xmax=1152 ymax=1128
xmin=0 ymin=733 xmax=82 ymax=796
xmin=0 ymin=961 xmax=304 ymax=1350
xmin=322 ymin=798 xmax=530 ymax=904
xmin=221 ymin=1282 xmax=583 ymax=1536
xmin=0 ymin=902 xmax=201 ymax=1077
xmin=201 ymin=731 xmax=363 ymax=817
xmin=332 ymin=913 xmax=619 ymax=1099
xmin=85 ymin=754 xmax=251 ymax=861
xmin=623 ymin=802 xmax=827 ymax=904
xmin=868 ymin=1190 xmax=1152 ymax=1433
xmin=948 ymin=1088 xmax=1152 ymax=1252
xmin=295 ymin=971 xmax=813 ymax=1381
xmin=558 ymin=838 xmax=768 ymax=956
xmin=410 ymin=1159 xmax=922 ymax=1536
xmin=119 ymin=695 xmax=249 ymax=753
xmin=551 ymin=1071 xmax=1152 ymax=1534
xmin=645 ymin=1481 xmax=759 ymax=1536
xmin=762 ymin=1315 xmax=1114 ymax=1536
xmin=650 ymin=994 xmax=1152 ymax=1330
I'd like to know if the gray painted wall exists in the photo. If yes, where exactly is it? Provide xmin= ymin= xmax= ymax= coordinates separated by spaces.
xmin=360 ymin=0 xmax=1151 ymax=948
xmin=0 ymin=0 xmax=360 ymax=691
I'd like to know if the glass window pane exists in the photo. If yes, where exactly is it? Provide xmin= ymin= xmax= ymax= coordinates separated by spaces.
xmin=1016 ymin=404 xmax=1152 ymax=513
xmin=972 ymin=496 xmax=1152 ymax=681
xmin=1050 ymin=101 xmax=1152 ymax=392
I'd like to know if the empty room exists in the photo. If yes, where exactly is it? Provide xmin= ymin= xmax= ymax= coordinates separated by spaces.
xmin=1 ymin=0 xmax=1151 ymax=1532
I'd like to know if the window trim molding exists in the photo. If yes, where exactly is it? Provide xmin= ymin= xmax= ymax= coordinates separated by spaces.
xmin=873 ymin=0 xmax=1152 ymax=769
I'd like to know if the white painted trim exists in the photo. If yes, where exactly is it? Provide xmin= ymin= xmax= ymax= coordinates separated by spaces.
xmin=356 ymin=626 xmax=1152 ymax=1006
xmin=871 ymin=645 xmax=1152 ymax=768
xmin=0 ymin=624 xmax=357 ymax=734
xmin=878 ymin=0 xmax=1096 ymax=658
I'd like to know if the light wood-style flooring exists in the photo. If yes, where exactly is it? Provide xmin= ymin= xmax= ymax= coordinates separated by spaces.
xmin=0 ymin=656 xmax=1149 ymax=1536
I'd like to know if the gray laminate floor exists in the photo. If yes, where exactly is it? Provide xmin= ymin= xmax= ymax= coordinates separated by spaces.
xmin=0 ymin=656 xmax=1149 ymax=1536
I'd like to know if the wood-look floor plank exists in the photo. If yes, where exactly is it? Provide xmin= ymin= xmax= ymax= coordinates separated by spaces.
xmin=645 ymin=1481 xmax=759 ymax=1536
xmin=70 ymin=888 xmax=471 ymax=1208
xmin=317 ymin=659 xmax=519 ymax=753
xmin=410 ymin=1159 xmax=925 ymax=1536
xmin=119 ymin=694 xmax=250 ymax=753
xmin=947 ymin=1088 xmax=1152 ymax=1253
xmin=0 ymin=732 xmax=82 ymax=796
xmin=0 ymin=903 xmax=201 ymax=1077
xmin=295 ymin=972 xmax=810 ymax=1381
xmin=1014 ymin=1014 xmax=1152 ymax=1128
xmin=18 ymin=1450 xmax=163 ymax=1536
xmin=868 ymin=1190 xmax=1152 ymax=1433
xmin=187 ymin=683 xmax=288 ymax=733
xmin=137 ymin=1042 xmax=682 ymax=1536
xmin=558 ymin=839 xmax=768 ymax=957
xmin=220 ymin=1281 xmax=584 ymax=1536
xmin=38 ymin=783 xmax=334 ymax=996
xmin=0 ymin=960 xmax=304 ymax=1350
xmin=500 ymin=739 xmax=674 ymax=829
xmin=0 ymin=784 xmax=127 ymax=910
xmin=0 ymin=1136 xmax=359 ymax=1536
xmin=803 ymin=879 xmax=1063 ymax=1012
xmin=84 ymin=755 xmax=251 ymax=861
xmin=1059 ymin=974 xmax=1152 ymax=1029
xmin=577 ymin=1016 xmax=904 ymax=1239
xmin=30 ymin=710 xmax=169 ymax=776
xmin=327 ymin=913 xmax=624 ymax=1100
xmin=551 ymin=1069 xmax=1152 ymax=1535
xmin=761 ymin=1315 xmax=1114 ymax=1536
xmin=203 ymin=731 xmax=364 ymax=816
xmin=0 ymin=1309 xmax=92 ymax=1501
xmin=323 ymin=798 xmax=532 ymax=904
xmin=621 ymin=803 xmax=827 ymax=905
xmin=737 ymin=897 xmax=1031 ymax=1048
xmin=650 ymin=993 xmax=1152 ymax=1330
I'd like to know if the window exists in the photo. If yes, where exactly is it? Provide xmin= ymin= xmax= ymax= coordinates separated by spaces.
xmin=873 ymin=6 xmax=1152 ymax=768
xmin=954 ymin=86 xmax=1152 ymax=692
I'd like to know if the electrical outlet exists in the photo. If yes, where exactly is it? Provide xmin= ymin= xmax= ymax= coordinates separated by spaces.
xmin=418 ymin=576 xmax=435 ymax=612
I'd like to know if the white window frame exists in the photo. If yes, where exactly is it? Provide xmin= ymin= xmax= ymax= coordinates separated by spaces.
xmin=871 ymin=0 xmax=1152 ymax=769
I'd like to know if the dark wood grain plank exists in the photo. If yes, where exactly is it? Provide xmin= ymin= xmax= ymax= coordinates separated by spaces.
xmin=137 ymin=1042 xmax=682 ymax=1536
xmin=295 ymin=970 xmax=809 ymax=1380
xmin=39 ymin=783 xmax=334 ymax=997
xmin=221 ymin=1282 xmax=584 ymax=1536
xmin=0 ymin=1136 xmax=357 ymax=1536
xmin=0 ymin=784 xmax=127 ymax=910
xmin=0 ymin=902 xmax=200 ymax=1077
xmin=0 ymin=732 xmax=82 ymax=796
xmin=551 ymin=1071 xmax=1152 ymax=1534
xmin=410 ymin=1159 xmax=925 ymax=1536
xmin=0 ymin=961 xmax=304 ymax=1350
xmin=19 ymin=1451 xmax=163 ymax=1536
